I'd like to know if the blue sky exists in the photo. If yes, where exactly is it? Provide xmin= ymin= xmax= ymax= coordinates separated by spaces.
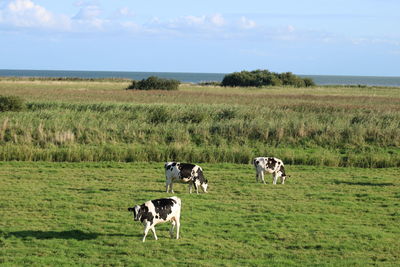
xmin=0 ymin=0 xmax=399 ymax=76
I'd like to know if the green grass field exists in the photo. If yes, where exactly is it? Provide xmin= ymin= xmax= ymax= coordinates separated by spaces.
xmin=1 ymin=161 xmax=399 ymax=266
xmin=0 ymin=78 xmax=399 ymax=266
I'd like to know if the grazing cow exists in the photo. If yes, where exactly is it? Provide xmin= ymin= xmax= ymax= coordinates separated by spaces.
xmin=165 ymin=162 xmax=208 ymax=194
xmin=128 ymin=196 xmax=181 ymax=242
xmin=253 ymin=157 xmax=289 ymax=184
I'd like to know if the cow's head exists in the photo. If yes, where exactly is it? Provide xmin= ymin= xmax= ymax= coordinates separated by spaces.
xmin=201 ymin=179 xmax=208 ymax=193
xmin=128 ymin=205 xmax=141 ymax=221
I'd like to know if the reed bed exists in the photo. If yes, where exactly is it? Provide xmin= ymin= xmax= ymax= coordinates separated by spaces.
xmin=0 ymin=101 xmax=398 ymax=167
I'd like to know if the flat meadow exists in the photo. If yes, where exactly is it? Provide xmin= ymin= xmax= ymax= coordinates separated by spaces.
xmin=1 ymin=161 xmax=399 ymax=266
xmin=0 ymin=78 xmax=399 ymax=266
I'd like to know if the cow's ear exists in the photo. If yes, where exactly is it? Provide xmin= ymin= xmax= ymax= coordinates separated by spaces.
xmin=128 ymin=207 xmax=133 ymax=212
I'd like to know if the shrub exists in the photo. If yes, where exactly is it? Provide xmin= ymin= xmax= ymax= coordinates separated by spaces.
xmin=303 ymin=77 xmax=316 ymax=87
xmin=126 ymin=76 xmax=180 ymax=90
xmin=126 ymin=80 xmax=137 ymax=90
xmin=0 ymin=95 xmax=25 ymax=112
xmin=197 ymin=81 xmax=221 ymax=86
xmin=221 ymin=69 xmax=315 ymax=88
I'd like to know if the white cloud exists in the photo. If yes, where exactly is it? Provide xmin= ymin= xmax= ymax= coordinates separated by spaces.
xmin=209 ymin=13 xmax=225 ymax=27
xmin=165 ymin=13 xmax=226 ymax=30
xmin=120 ymin=21 xmax=141 ymax=32
xmin=0 ymin=0 xmax=111 ymax=31
xmin=2 ymin=0 xmax=59 ymax=28
xmin=117 ymin=7 xmax=134 ymax=17
xmin=0 ymin=0 xmax=71 ymax=30
xmin=74 ymin=0 xmax=100 ymax=8
xmin=351 ymin=37 xmax=400 ymax=46
xmin=73 ymin=4 xmax=101 ymax=20
xmin=71 ymin=3 xmax=110 ymax=30
xmin=0 ymin=2 xmax=319 ymax=43
xmin=182 ymin=15 xmax=205 ymax=26
xmin=238 ymin=16 xmax=256 ymax=29
xmin=287 ymin=25 xmax=295 ymax=33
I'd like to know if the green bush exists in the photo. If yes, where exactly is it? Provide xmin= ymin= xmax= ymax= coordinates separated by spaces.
xmin=303 ymin=77 xmax=316 ymax=87
xmin=126 ymin=76 xmax=180 ymax=90
xmin=0 ymin=95 xmax=25 ymax=112
xmin=197 ymin=81 xmax=221 ymax=86
xmin=221 ymin=69 xmax=315 ymax=87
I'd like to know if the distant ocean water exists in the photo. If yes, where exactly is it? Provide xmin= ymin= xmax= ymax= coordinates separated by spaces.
xmin=1 ymin=69 xmax=400 ymax=87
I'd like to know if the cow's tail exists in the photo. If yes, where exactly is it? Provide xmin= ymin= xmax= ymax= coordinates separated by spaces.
xmin=253 ymin=158 xmax=258 ymax=167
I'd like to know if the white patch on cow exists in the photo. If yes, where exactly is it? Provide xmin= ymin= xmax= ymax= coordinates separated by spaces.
xmin=133 ymin=205 xmax=140 ymax=221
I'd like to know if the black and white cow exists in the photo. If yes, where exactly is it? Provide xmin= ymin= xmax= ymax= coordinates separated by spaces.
xmin=165 ymin=162 xmax=208 ymax=194
xmin=253 ymin=157 xmax=289 ymax=184
xmin=128 ymin=196 xmax=181 ymax=242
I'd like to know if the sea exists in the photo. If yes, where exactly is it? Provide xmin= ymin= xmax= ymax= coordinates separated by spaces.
xmin=1 ymin=69 xmax=400 ymax=87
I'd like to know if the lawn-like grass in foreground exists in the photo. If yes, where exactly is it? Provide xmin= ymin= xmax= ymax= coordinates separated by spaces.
xmin=1 ymin=162 xmax=399 ymax=266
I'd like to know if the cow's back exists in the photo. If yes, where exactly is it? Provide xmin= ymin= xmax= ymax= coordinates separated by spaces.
xmin=177 ymin=163 xmax=195 ymax=178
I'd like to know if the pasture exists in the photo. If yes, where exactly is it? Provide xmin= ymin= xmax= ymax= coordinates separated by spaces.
xmin=0 ymin=78 xmax=399 ymax=266
xmin=1 ymin=161 xmax=399 ymax=266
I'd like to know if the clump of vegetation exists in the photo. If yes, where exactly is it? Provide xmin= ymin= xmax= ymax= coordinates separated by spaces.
xmin=0 ymin=95 xmax=25 ymax=112
xmin=221 ymin=69 xmax=315 ymax=87
xmin=126 ymin=76 xmax=180 ymax=90
xmin=197 ymin=81 xmax=221 ymax=86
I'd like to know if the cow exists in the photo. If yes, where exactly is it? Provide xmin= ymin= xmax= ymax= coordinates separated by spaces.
xmin=128 ymin=196 xmax=181 ymax=242
xmin=164 ymin=162 xmax=208 ymax=194
xmin=253 ymin=157 xmax=289 ymax=184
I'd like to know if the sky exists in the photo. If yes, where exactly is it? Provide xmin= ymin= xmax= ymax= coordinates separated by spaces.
xmin=0 ymin=0 xmax=399 ymax=76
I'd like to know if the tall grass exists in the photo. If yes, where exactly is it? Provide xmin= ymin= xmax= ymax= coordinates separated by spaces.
xmin=0 ymin=102 xmax=399 ymax=167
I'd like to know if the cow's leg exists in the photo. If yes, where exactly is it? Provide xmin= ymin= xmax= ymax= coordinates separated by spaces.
xmin=150 ymin=226 xmax=158 ymax=240
xmin=170 ymin=181 xmax=174 ymax=193
xmin=260 ymin=170 xmax=266 ymax=184
xmin=273 ymin=173 xmax=278 ymax=185
xmin=143 ymin=222 xmax=151 ymax=242
xmin=255 ymin=171 xmax=259 ymax=183
xmin=175 ymin=217 xmax=180 ymax=239
xmin=170 ymin=220 xmax=176 ymax=238
xmin=166 ymin=178 xmax=173 ymax=193
xmin=189 ymin=182 xmax=193 ymax=194
xmin=193 ymin=181 xmax=199 ymax=194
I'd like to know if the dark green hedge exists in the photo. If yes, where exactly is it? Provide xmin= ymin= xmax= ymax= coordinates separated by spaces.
xmin=0 ymin=95 xmax=25 ymax=112
xmin=126 ymin=76 xmax=180 ymax=90
xmin=221 ymin=69 xmax=315 ymax=87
